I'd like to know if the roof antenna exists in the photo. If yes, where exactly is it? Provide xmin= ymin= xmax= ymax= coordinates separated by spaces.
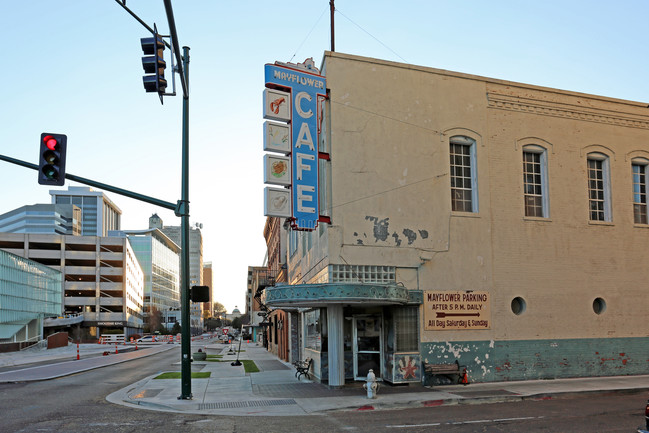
xmin=330 ymin=0 xmax=335 ymax=51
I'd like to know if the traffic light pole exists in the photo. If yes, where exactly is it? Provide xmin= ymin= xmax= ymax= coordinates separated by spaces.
xmin=119 ymin=0 xmax=193 ymax=399
xmin=178 ymin=45 xmax=192 ymax=400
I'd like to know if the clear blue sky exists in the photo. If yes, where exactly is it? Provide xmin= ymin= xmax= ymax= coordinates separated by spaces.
xmin=1 ymin=1 xmax=648 ymax=313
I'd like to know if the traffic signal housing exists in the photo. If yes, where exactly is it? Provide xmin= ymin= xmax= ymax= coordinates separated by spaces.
xmin=38 ymin=133 xmax=67 ymax=186
xmin=140 ymin=33 xmax=167 ymax=94
xmin=190 ymin=286 xmax=210 ymax=303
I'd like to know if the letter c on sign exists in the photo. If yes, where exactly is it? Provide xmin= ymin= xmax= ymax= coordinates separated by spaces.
xmin=295 ymin=92 xmax=313 ymax=119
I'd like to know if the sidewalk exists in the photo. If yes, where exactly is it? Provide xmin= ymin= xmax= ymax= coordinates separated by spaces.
xmin=106 ymin=341 xmax=649 ymax=417
xmin=2 ymin=340 xmax=649 ymax=417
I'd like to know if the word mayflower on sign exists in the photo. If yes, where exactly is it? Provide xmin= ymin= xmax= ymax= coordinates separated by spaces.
xmin=262 ymin=59 xmax=327 ymax=231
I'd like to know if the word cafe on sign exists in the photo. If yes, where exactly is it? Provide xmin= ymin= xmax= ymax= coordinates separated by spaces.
xmin=262 ymin=59 xmax=327 ymax=231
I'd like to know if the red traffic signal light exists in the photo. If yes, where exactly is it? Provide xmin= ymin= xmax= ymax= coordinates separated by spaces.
xmin=38 ymin=133 xmax=67 ymax=186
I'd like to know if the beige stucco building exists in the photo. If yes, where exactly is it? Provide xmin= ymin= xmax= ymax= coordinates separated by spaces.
xmin=264 ymin=51 xmax=649 ymax=385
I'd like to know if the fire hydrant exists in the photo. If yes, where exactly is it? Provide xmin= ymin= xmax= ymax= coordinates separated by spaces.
xmin=363 ymin=369 xmax=379 ymax=399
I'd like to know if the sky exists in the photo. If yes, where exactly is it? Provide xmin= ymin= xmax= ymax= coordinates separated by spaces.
xmin=1 ymin=1 xmax=648 ymax=313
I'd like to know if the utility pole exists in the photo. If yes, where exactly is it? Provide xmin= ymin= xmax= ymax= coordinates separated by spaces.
xmin=330 ymin=0 xmax=335 ymax=51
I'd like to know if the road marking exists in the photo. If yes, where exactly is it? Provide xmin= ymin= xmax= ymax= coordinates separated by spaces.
xmin=386 ymin=416 xmax=543 ymax=428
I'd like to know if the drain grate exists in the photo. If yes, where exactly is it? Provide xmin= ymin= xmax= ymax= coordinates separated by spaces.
xmin=199 ymin=399 xmax=297 ymax=410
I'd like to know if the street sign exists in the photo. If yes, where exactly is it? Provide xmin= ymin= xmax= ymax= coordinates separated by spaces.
xmin=222 ymin=328 xmax=229 ymax=335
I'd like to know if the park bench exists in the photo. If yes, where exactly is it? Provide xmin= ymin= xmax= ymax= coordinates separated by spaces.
xmin=423 ymin=360 xmax=462 ymax=384
xmin=294 ymin=358 xmax=313 ymax=380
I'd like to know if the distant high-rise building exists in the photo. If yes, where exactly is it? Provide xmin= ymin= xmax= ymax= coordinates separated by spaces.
xmin=110 ymin=228 xmax=181 ymax=324
xmin=50 ymin=186 xmax=121 ymax=236
xmin=149 ymin=214 xmax=204 ymax=334
xmin=203 ymin=262 xmax=213 ymax=316
xmin=0 ymin=204 xmax=81 ymax=235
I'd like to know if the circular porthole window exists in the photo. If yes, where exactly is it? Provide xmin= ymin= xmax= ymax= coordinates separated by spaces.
xmin=593 ymin=297 xmax=606 ymax=315
xmin=511 ymin=297 xmax=526 ymax=315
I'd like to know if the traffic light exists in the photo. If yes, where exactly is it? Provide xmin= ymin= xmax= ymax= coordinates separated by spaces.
xmin=140 ymin=32 xmax=167 ymax=94
xmin=38 ymin=133 xmax=67 ymax=186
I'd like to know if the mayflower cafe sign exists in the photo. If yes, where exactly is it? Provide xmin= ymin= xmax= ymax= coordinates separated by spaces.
xmin=263 ymin=59 xmax=326 ymax=231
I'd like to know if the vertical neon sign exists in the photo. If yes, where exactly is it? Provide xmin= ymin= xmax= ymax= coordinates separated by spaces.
xmin=264 ymin=62 xmax=326 ymax=230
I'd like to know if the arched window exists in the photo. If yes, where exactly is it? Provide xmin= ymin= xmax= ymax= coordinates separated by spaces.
xmin=449 ymin=136 xmax=478 ymax=213
xmin=522 ymin=145 xmax=549 ymax=218
xmin=632 ymin=158 xmax=649 ymax=224
xmin=587 ymin=152 xmax=611 ymax=222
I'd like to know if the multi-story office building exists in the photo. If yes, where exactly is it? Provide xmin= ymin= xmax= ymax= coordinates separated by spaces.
xmin=111 ymin=227 xmax=180 ymax=330
xmin=0 ymin=204 xmax=81 ymax=235
xmin=0 ymin=232 xmax=143 ymax=339
xmin=263 ymin=51 xmax=649 ymax=386
xmin=50 ymin=186 xmax=121 ymax=236
xmin=149 ymin=214 xmax=204 ymax=334
xmin=0 ymin=249 xmax=62 ymax=346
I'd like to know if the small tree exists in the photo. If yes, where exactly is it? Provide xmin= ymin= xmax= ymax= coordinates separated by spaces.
xmin=232 ymin=316 xmax=242 ymax=330
xmin=213 ymin=302 xmax=227 ymax=316
xmin=171 ymin=321 xmax=181 ymax=335
xmin=145 ymin=306 xmax=165 ymax=334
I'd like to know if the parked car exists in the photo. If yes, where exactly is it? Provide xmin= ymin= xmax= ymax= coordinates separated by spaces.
xmin=136 ymin=335 xmax=155 ymax=343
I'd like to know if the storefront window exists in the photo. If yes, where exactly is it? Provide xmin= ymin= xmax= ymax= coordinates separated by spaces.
xmin=305 ymin=309 xmax=321 ymax=351
xmin=395 ymin=306 xmax=418 ymax=351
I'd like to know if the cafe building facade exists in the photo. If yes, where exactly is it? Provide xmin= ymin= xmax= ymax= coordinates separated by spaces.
xmin=263 ymin=51 xmax=649 ymax=386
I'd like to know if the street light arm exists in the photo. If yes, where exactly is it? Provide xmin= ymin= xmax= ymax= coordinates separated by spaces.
xmin=0 ymin=153 xmax=176 ymax=211
xmin=163 ymin=0 xmax=188 ymax=99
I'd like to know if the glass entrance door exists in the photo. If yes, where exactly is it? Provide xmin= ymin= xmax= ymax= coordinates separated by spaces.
xmin=353 ymin=316 xmax=382 ymax=380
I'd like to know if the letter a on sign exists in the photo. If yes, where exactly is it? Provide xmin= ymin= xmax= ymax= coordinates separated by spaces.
xmin=295 ymin=122 xmax=315 ymax=150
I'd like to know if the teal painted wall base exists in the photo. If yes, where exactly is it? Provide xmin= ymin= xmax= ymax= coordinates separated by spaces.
xmin=421 ymin=337 xmax=649 ymax=383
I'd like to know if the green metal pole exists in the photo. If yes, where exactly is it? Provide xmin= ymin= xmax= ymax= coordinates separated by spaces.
xmin=179 ymin=45 xmax=192 ymax=400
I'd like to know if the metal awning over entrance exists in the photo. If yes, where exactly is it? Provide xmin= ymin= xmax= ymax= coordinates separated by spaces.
xmin=262 ymin=283 xmax=422 ymax=308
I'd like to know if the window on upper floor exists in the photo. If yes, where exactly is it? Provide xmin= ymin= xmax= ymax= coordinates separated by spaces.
xmin=632 ymin=159 xmax=649 ymax=224
xmin=289 ymin=227 xmax=298 ymax=257
xmin=587 ymin=153 xmax=612 ymax=222
xmin=450 ymin=136 xmax=478 ymax=213
xmin=522 ymin=145 xmax=549 ymax=218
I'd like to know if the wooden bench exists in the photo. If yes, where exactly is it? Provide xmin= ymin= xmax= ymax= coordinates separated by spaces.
xmin=293 ymin=358 xmax=313 ymax=380
xmin=423 ymin=360 xmax=461 ymax=384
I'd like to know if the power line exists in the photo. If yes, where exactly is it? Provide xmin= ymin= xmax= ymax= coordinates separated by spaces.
xmin=288 ymin=5 xmax=329 ymax=63
xmin=335 ymin=7 xmax=408 ymax=63
xmin=331 ymin=100 xmax=442 ymax=135
xmin=323 ymin=173 xmax=447 ymax=214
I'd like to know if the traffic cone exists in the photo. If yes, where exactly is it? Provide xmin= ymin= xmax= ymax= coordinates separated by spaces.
xmin=460 ymin=368 xmax=469 ymax=386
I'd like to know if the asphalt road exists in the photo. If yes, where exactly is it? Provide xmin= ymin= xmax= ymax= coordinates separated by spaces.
xmin=0 ymin=347 xmax=646 ymax=432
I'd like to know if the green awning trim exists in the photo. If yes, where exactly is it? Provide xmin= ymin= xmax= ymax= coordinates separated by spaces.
xmin=263 ymin=283 xmax=423 ymax=308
